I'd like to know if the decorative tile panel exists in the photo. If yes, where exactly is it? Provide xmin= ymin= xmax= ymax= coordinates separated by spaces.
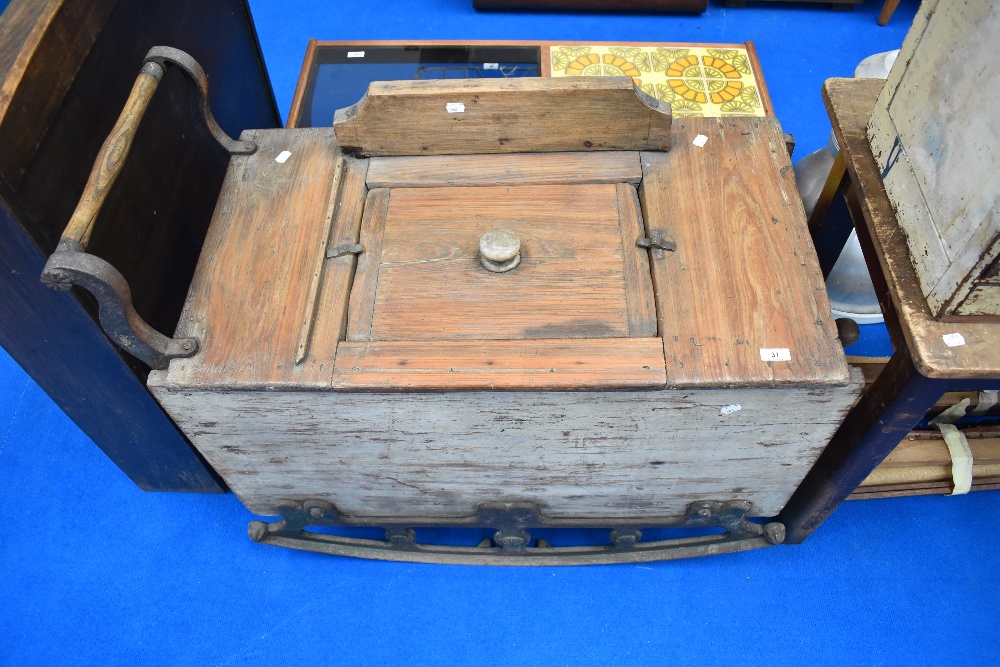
xmin=550 ymin=45 xmax=765 ymax=118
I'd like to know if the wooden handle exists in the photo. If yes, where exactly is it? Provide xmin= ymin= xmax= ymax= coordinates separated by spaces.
xmin=61 ymin=61 xmax=164 ymax=248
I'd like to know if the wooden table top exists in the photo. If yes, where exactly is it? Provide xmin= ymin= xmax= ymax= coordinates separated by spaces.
xmin=823 ymin=77 xmax=1000 ymax=380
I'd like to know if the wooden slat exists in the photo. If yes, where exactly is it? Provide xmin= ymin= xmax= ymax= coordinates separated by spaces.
xmin=345 ymin=187 xmax=390 ymax=342
xmin=639 ymin=117 xmax=851 ymax=387
xmin=617 ymin=183 xmax=657 ymax=337
xmin=166 ymin=128 xmax=343 ymax=388
xmin=365 ymin=152 xmax=643 ymax=188
xmin=333 ymin=77 xmax=671 ymax=157
xmin=333 ymin=338 xmax=667 ymax=390
xmin=858 ymin=463 xmax=1000 ymax=487
xmin=876 ymin=437 xmax=1000 ymax=468
xmin=825 ymin=77 xmax=1000 ymax=379
xmin=362 ymin=184 xmax=636 ymax=342
xmin=848 ymin=479 xmax=1000 ymax=500
xmin=845 ymin=356 xmax=987 ymax=414
xmin=295 ymin=156 xmax=369 ymax=383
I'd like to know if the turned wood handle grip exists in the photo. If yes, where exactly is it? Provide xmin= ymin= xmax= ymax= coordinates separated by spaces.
xmin=61 ymin=61 xmax=164 ymax=249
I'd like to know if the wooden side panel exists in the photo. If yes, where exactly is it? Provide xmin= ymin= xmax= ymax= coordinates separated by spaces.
xmin=148 ymin=379 xmax=861 ymax=519
xmin=868 ymin=0 xmax=1000 ymax=316
xmin=365 ymin=152 xmax=642 ymax=188
xmin=639 ymin=117 xmax=850 ymax=387
xmin=0 ymin=0 xmax=280 ymax=492
xmin=167 ymin=128 xmax=342 ymax=388
xmin=333 ymin=77 xmax=671 ymax=156
xmin=332 ymin=338 xmax=666 ymax=390
xmin=0 ymin=0 xmax=118 ymax=190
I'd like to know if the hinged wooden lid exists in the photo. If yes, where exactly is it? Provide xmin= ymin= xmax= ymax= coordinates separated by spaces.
xmin=164 ymin=90 xmax=849 ymax=392
xmin=333 ymin=179 xmax=666 ymax=390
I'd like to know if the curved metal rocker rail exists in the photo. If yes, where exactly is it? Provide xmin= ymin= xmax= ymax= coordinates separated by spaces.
xmin=249 ymin=500 xmax=786 ymax=565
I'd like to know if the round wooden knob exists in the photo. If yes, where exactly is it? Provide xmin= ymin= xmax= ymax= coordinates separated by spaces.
xmin=479 ymin=228 xmax=521 ymax=273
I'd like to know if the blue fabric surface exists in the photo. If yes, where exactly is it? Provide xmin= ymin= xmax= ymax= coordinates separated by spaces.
xmin=5 ymin=0 xmax=999 ymax=664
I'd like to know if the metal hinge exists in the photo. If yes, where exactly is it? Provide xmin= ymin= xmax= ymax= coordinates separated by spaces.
xmin=636 ymin=236 xmax=676 ymax=252
xmin=327 ymin=243 xmax=364 ymax=259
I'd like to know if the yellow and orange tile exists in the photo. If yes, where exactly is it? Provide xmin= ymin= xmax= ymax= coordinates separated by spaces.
xmin=549 ymin=45 xmax=765 ymax=118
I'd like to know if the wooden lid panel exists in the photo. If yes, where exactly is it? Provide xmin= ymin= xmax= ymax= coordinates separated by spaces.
xmin=347 ymin=183 xmax=656 ymax=342
xmin=167 ymin=128 xmax=347 ymax=388
xmin=639 ymin=117 xmax=851 ymax=387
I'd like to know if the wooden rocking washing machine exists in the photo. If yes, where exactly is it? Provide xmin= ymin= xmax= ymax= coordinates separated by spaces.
xmin=43 ymin=47 xmax=861 ymax=564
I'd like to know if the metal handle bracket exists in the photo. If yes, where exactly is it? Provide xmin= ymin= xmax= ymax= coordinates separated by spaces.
xmin=40 ymin=46 xmax=248 ymax=368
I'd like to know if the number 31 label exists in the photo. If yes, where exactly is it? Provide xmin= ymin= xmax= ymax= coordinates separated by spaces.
xmin=760 ymin=348 xmax=792 ymax=362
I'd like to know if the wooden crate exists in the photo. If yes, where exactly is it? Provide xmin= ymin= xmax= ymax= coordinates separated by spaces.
xmin=141 ymin=77 xmax=860 ymax=557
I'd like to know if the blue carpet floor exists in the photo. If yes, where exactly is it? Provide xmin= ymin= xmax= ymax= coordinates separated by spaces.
xmin=4 ymin=1 xmax=999 ymax=664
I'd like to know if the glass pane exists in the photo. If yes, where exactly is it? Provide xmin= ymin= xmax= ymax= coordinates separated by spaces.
xmin=297 ymin=45 xmax=541 ymax=127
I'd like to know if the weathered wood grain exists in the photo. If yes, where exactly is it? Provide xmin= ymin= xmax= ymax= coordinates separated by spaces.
xmin=167 ymin=128 xmax=343 ymax=388
xmin=333 ymin=77 xmax=672 ymax=157
xmin=827 ymin=78 xmax=1000 ymax=379
xmin=639 ymin=116 xmax=851 ymax=388
xmin=350 ymin=184 xmax=649 ymax=342
xmin=147 ymin=376 xmax=862 ymax=519
xmin=868 ymin=0 xmax=1000 ymax=317
xmin=295 ymin=156 xmax=369 ymax=382
xmin=875 ymin=436 xmax=1000 ymax=468
xmin=617 ymin=183 xmax=657 ymax=337
xmin=62 ymin=67 xmax=162 ymax=247
xmin=294 ymin=154 xmax=344 ymax=365
xmin=332 ymin=338 xmax=666 ymax=390
xmin=0 ymin=0 xmax=118 ymax=191
xmin=848 ymin=478 xmax=1000 ymax=500
xmin=345 ymin=187 xmax=390 ymax=342
xmin=365 ymin=152 xmax=642 ymax=188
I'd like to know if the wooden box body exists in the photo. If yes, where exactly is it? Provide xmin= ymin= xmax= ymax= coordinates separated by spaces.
xmin=149 ymin=81 xmax=859 ymax=523
xmin=868 ymin=0 xmax=1000 ymax=317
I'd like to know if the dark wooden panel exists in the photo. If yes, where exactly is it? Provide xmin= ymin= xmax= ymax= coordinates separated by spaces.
xmin=0 ymin=0 xmax=280 ymax=491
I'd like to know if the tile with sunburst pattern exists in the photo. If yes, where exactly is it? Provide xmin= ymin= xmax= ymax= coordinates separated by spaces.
xmin=549 ymin=45 xmax=766 ymax=118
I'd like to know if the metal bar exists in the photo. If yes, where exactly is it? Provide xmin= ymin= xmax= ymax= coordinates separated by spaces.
xmin=247 ymin=499 xmax=785 ymax=565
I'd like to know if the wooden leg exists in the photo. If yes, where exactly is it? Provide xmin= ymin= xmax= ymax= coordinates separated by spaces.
xmin=878 ymin=0 xmax=902 ymax=25
xmin=779 ymin=347 xmax=944 ymax=543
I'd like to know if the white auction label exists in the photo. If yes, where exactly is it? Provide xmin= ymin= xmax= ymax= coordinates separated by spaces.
xmin=720 ymin=404 xmax=742 ymax=415
xmin=942 ymin=332 xmax=966 ymax=347
xmin=693 ymin=134 xmax=709 ymax=147
xmin=347 ymin=51 xmax=365 ymax=58
xmin=446 ymin=102 xmax=466 ymax=113
xmin=484 ymin=62 xmax=499 ymax=70
xmin=275 ymin=150 xmax=292 ymax=164
xmin=760 ymin=348 xmax=792 ymax=362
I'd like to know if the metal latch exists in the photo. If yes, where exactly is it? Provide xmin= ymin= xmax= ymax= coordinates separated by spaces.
xmin=636 ymin=236 xmax=676 ymax=252
xmin=327 ymin=243 xmax=364 ymax=259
